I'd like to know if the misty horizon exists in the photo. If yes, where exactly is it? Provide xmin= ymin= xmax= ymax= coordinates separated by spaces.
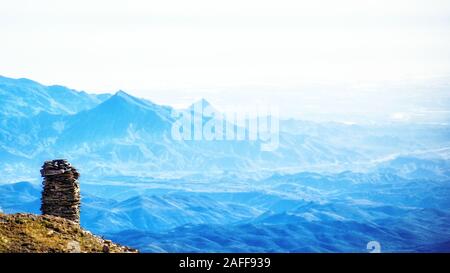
xmin=2 ymin=0 xmax=450 ymax=123
xmin=1 ymin=74 xmax=449 ymax=124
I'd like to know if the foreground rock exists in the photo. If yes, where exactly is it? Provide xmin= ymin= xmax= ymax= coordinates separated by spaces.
xmin=0 ymin=213 xmax=137 ymax=253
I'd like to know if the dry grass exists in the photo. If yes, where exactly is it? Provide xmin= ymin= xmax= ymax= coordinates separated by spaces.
xmin=0 ymin=213 xmax=137 ymax=253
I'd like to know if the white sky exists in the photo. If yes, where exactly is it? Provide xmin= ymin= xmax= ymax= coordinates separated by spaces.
xmin=1 ymin=0 xmax=450 ymax=121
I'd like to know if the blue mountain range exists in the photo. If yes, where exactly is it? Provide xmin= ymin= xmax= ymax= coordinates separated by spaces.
xmin=0 ymin=75 xmax=449 ymax=252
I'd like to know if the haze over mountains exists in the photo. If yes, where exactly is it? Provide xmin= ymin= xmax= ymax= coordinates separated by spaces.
xmin=1 ymin=75 xmax=449 ymax=180
xmin=0 ymin=75 xmax=449 ymax=252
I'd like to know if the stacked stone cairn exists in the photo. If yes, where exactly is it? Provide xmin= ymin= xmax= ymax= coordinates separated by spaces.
xmin=40 ymin=159 xmax=80 ymax=224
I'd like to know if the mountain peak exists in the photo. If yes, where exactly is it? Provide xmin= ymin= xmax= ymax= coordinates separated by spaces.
xmin=106 ymin=91 xmax=169 ymax=115
xmin=112 ymin=90 xmax=140 ymax=103
xmin=68 ymin=88 xmax=173 ymax=138
xmin=109 ymin=90 xmax=144 ymax=107
xmin=105 ymin=91 xmax=162 ymax=114
xmin=189 ymin=98 xmax=216 ymax=110
xmin=197 ymin=98 xmax=212 ymax=107
xmin=114 ymin=90 xmax=131 ymax=98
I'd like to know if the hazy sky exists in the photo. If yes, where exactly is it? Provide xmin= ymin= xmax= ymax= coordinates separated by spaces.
xmin=1 ymin=0 xmax=450 ymax=121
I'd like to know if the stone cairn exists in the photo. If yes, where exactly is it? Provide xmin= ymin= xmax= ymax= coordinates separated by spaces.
xmin=40 ymin=159 xmax=80 ymax=224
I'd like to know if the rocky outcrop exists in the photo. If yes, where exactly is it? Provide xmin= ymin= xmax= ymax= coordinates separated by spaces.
xmin=0 ymin=213 xmax=137 ymax=253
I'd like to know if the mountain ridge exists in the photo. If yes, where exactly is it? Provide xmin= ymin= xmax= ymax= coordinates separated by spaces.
xmin=0 ymin=75 xmax=110 ymax=116
xmin=0 ymin=75 xmax=449 ymax=178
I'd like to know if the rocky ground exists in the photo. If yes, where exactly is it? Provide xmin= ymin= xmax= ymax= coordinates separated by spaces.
xmin=0 ymin=213 xmax=137 ymax=253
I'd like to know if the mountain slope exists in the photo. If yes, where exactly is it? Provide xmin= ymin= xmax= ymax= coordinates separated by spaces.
xmin=0 ymin=75 xmax=109 ymax=116
xmin=0 ymin=213 xmax=137 ymax=253
xmin=58 ymin=91 xmax=174 ymax=144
